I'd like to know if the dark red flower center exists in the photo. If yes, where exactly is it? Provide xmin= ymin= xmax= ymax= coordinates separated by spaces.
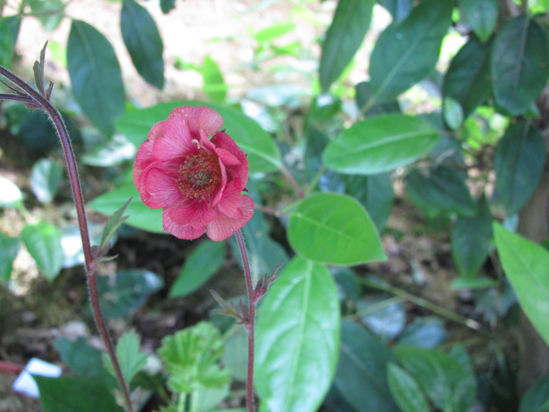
xmin=177 ymin=150 xmax=221 ymax=201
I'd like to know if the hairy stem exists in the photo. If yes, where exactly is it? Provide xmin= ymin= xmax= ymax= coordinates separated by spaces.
xmin=0 ymin=66 xmax=133 ymax=412
xmin=235 ymin=230 xmax=255 ymax=412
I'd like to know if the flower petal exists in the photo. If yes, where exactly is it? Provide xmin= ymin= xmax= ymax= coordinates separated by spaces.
xmin=206 ymin=195 xmax=254 ymax=241
xmin=215 ymin=148 xmax=241 ymax=166
xmin=152 ymin=119 xmax=194 ymax=160
xmin=141 ymin=168 xmax=183 ymax=208
xmin=165 ymin=200 xmax=218 ymax=226
xmin=216 ymin=180 xmax=244 ymax=219
xmin=212 ymin=131 xmax=249 ymax=188
xmin=169 ymin=106 xmax=223 ymax=139
xmin=133 ymin=139 xmax=154 ymax=187
xmin=163 ymin=210 xmax=205 ymax=240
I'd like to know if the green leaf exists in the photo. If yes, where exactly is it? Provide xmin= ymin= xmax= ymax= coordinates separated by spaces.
xmin=67 ymin=20 xmax=125 ymax=137
xmin=22 ymin=221 xmax=63 ymax=280
xmin=222 ymin=326 xmax=248 ymax=381
xmin=96 ymin=269 xmax=164 ymax=319
xmin=288 ymin=193 xmax=385 ymax=265
xmin=520 ymin=377 xmax=549 ymax=412
xmin=103 ymin=331 xmax=148 ymax=385
xmin=494 ymin=121 xmax=546 ymax=214
xmin=450 ymin=276 xmax=497 ymax=290
xmin=491 ymin=16 xmax=548 ymax=115
xmin=356 ymin=295 xmax=405 ymax=340
xmin=443 ymin=97 xmax=464 ymax=130
xmin=27 ymin=0 xmax=64 ymax=31
xmin=379 ymin=0 xmax=413 ymax=23
xmin=170 ymin=240 xmax=225 ymax=298
xmin=201 ymin=56 xmax=227 ymax=103
xmin=493 ymin=223 xmax=549 ymax=346
xmin=255 ymin=257 xmax=340 ymax=412
xmin=254 ymin=22 xmax=295 ymax=43
xmin=35 ymin=376 xmax=123 ymax=412
xmin=99 ymin=197 xmax=132 ymax=251
xmin=387 ymin=362 xmax=430 ymax=412
xmin=0 ymin=176 xmax=23 ymax=208
xmin=116 ymin=101 xmax=282 ymax=174
xmin=355 ymin=81 xmax=400 ymax=118
xmin=323 ymin=114 xmax=439 ymax=175
xmin=160 ymin=0 xmax=176 ymax=13
xmin=89 ymin=183 xmax=163 ymax=233
xmin=397 ymin=317 xmax=447 ymax=348
xmin=460 ymin=0 xmax=498 ymax=42
xmin=451 ymin=198 xmax=493 ymax=278
xmin=121 ymin=0 xmax=165 ymax=89
xmin=54 ymin=337 xmax=113 ymax=382
xmin=442 ymin=37 xmax=492 ymax=117
xmin=0 ymin=18 xmax=14 ymax=68
xmin=406 ymin=166 xmax=477 ymax=217
xmin=82 ymin=134 xmax=136 ymax=167
xmin=334 ymin=320 xmax=399 ymax=412
xmin=3 ymin=15 xmax=22 ymax=50
xmin=0 ymin=233 xmax=20 ymax=282
xmin=343 ymin=173 xmax=393 ymax=231
xmin=394 ymin=346 xmax=476 ymax=412
xmin=318 ymin=0 xmax=374 ymax=91
xmin=158 ymin=322 xmax=230 ymax=393
xmin=369 ymin=0 xmax=453 ymax=102
xmin=30 ymin=159 xmax=63 ymax=204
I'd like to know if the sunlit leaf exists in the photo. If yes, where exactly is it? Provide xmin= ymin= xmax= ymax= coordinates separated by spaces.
xmin=22 ymin=221 xmax=63 ymax=280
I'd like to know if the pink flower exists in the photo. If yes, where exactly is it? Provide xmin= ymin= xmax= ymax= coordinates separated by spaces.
xmin=133 ymin=106 xmax=254 ymax=241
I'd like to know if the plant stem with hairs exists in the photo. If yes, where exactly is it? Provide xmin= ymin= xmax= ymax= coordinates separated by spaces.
xmin=0 ymin=63 xmax=133 ymax=412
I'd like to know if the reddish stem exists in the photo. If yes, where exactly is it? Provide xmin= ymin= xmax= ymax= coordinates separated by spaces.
xmin=0 ymin=361 xmax=24 ymax=374
xmin=0 ymin=66 xmax=133 ymax=412
xmin=280 ymin=167 xmax=305 ymax=198
xmin=235 ymin=230 xmax=255 ymax=412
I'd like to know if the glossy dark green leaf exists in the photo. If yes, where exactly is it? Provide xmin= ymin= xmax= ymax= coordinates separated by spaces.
xmin=0 ymin=18 xmax=13 ymax=68
xmin=369 ymin=0 xmax=453 ymax=102
xmin=406 ymin=166 xmax=476 ymax=217
xmin=3 ymin=16 xmax=21 ymax=49
xmin=460 ymin=0 xmax=498 ymax=42
xmin=160 ymin=0 xmax=176 ymax=13
xmin=319 ymin=0 xmax=374 ymax=91
xmin=116 ymin=101 xmax=282 ymax=174
xmin=494 ymin=223 xmax=549 ymax=345
xmin=22 ymin=221 xmax=63 ymax=280
xmin=67 ymin=20 xmax=125 ymax=137
xmin=96 ymin=269 xmax=164 ymax=319
xmin=451 ymin=198 xmax=493 ymax=278
xmin=201 ymin=56 xmax=227 ymax=103
xmin=334 ymin=320 xmax=399 ymax=412
xmin=451 ymin=276 xmax=497 ymax=290
xmin=355 ymin=81 xmax=400 ymax=117
xmin=380 ymin=0 xmax=413 ymax=23
xmin=30 ymin=159 xmax=63 ymax=204
xmin=121 ymin=0 xmax=165 ymax=89
xmin=35 ymin=376 xmax=123 ymax=412
xmin=397 ymin=317 xmax=447 ymax=348
xmin=255 ymin=257 xmax=340 ymax=412
xmin=442 ymin=37 xmax=492 ymax=117
xmin=494 ymin=121 xmax=546 ymax=214
xmin=89 ymin=183 xmax=163 ymax=233
xmin=357 ymin=295 xmax=405 ymax=340
xmin=323 ymin=114 xmax=439 ymax=175
xmin=288 ymin=193 xmax=385 ymax=265
xmin=170 ymin=240 xmax=225 ymax=298
xmin=343 ymin=173 xmax=393 ymax=231
xmin=103 ymin=331 xmax=148 ymax=385
xmin=387 ymin=362 xmax=430 ymax=412
xmin=443 ymin=97 xmax=463 ymax=130
xmin=491 ymin=16 xmax=548 ymax=115
xmin=519 ymin=377 xmax=549 ymax=412
xmin=54 ymin=337 xmax=114 ymax=383
xmin=0 ymin=233 xmax=20 ymax=282
xmin=394 ymin=346 xmax=476 ymax=412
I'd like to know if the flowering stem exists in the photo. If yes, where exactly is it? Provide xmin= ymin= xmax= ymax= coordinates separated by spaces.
xmin=280 ymin=166 xmax=305 ymax=198
xmin=0 ymin=66 xmax=133 ymax=412
xmin=235 ymin=230 xmax=255 ymax=412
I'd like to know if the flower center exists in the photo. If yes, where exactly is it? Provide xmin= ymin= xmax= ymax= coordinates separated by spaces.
xmin=177 ymin=150 xmax=221 ymax=201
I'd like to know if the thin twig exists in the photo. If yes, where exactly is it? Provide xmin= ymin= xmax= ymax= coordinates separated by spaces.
xmin=280 ymin=166 xmax=305 ymax=198
xmin=0 ymin=65 xmax=133 ymax=412
xmin=235 ymin=230 xmax=255 ymax=412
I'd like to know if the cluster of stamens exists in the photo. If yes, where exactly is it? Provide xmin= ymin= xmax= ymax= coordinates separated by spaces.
xmin=177 ymin=149 xmax=221 ymax=201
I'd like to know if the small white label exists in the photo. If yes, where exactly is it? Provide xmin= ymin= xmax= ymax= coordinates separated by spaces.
xmin=12 ymin=358 xmax=62 ymax=398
